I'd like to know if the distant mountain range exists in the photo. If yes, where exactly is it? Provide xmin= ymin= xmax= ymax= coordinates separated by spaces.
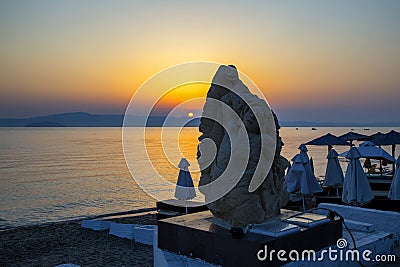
xmin=0 ymin=112 xmax=200 ymax=127
xmin=0 ymin=112 xmax=399 ymax=127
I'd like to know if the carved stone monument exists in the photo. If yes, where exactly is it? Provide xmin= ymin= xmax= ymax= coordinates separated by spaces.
xmin=197 ymin=65 xmax=290 ymax=226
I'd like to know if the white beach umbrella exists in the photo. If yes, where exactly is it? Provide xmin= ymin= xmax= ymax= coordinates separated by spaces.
xmin=342 ymin=147 xmax=374 ymax=205
xmin=285 ymin=154 xmax=304 ymax=194
xmin=324 ymin=149 xmax=344 ymax=188
xmin=174 ymin=158 xmax=196 ymax=214
xmin=298 ymin=143 xmax=308 ymax=152
xmin=285 ymin=154 xmax=322 ymax=211
xmin=339 ymin=141 xmax=395 ymax=163
xmin=297 ymin=145 xmax=322 ymax=194
xmin=299 ymin=144 xmax=318 ymax=177
xmin=388 ymin=156 xmax=400 ymax=200
xmin=285 ymin=154 xmax=306 ymax=211
xmin=301 ymin=160 xmax=323 ymax=195
xmin=298 ymin=144 xmax=310 ymax=164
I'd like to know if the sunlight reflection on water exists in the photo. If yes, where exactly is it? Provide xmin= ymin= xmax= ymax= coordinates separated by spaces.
xmin=0 ymin=126 xmax=398 ymax=227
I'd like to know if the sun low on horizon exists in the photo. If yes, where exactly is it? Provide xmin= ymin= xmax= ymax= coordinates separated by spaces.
xmin=143 ymin=82 xmax=209 ymax=117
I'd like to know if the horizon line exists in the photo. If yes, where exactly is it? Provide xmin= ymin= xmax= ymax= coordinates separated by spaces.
xmin=0 ymin=111 xmax=400 ymax=127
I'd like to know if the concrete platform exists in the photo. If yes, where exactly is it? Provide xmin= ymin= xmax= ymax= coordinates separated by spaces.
xmin=154 ymin=205 xmax=400 ymax=266
xmin=318 ymin=203 xmax=400 ymax=245
xmin=156 ymin=199 xmax=208 ymax=220
xmin=157 ymin=210 xmax=342 ymax=267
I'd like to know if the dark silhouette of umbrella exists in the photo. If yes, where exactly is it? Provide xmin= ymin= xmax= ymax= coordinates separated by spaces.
xmin=371 ymin=130 xmax=400 ymax=170
xmin=371 ymin=130 xmax=400 ymax=146
xmin=306 ymin=133 xmax=351 ymax=152
xmin=369 ymin=132 xmax=385 ymax=141
xmin=306 ymin=133 xmax=351 ymax=146
xmin=339 ymin=132 xmax=371 ymax=145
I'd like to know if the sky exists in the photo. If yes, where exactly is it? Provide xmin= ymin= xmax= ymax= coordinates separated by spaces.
xmin=0 ymin=0 xmax=399 ymax=122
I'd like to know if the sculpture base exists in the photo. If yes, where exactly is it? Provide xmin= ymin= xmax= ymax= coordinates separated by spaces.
xmin=156 ymin=199 xmax=208 ymax=220
xmin=158 ymin=210 xmax=342 ymax=267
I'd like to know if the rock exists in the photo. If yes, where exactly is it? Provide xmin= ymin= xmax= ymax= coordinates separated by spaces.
xmin=197 ymin=65 xmax=289 ymax=227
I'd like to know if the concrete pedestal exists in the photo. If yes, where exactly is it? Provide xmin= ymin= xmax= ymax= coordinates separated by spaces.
xmin=158 ymin=210 xmax=342 ymax=267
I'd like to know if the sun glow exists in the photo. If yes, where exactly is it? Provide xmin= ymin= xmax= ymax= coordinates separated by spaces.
xmin=148 ymin=83 xmax=209 ymax=116
xmin=188 ymin=112 xmax=194 ymax=117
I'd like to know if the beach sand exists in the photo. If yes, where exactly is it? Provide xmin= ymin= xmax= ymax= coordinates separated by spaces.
xmin=0 ymin=213 xmax=156 ymax=267
xmin=2 ymin=212 xmax=399 ymax=267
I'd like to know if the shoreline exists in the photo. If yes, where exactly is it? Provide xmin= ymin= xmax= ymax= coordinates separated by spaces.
xmin=0 ymin=207 xmax=157 ymax=232
xmin=0 ymin=212 xmax=157 ymax=267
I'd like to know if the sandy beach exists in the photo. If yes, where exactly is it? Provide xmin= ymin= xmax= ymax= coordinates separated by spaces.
xmin=0 ymin=213 xmax=156 ymax=267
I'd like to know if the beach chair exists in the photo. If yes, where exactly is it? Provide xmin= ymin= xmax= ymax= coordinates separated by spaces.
xmin=369 ymin=164 xmax=377 ymax=174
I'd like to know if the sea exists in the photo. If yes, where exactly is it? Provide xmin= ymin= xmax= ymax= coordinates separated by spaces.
xmin=1 ymin=127 xmax=399 ymax=229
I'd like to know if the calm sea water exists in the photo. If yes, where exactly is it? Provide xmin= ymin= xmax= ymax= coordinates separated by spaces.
xmin=0 ymin=127 xmax=399 ymax=228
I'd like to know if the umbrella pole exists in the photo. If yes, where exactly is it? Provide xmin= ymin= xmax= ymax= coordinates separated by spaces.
xmin=392 ymin=144 xmax=396 ymax=158
xmin=302 ymin=195 xmax=306 ymax=212
xmin=185 ymin=200 xmax=188 ymax=214
xmin=336 ymin=187 xmax=340 ymax=197
xmin=392 ymin=144 xmax=396 ymax=174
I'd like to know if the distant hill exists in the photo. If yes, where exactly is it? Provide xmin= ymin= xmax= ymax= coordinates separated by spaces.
xmin=25 ymin=121 xmax=65 ymax=127
xmin=0 ymin=112 xmax=123 ymax=127
xmin=0 ymin=112 xmax=399 ymax=127
xmin=0 ymin=112 xmax=201 ymax=127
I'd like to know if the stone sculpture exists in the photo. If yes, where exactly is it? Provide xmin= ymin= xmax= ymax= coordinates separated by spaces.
xmin=197 ymin=65 xmax=289 ymax=227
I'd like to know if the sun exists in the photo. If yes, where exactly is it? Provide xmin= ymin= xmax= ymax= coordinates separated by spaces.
xmin=187 ymin=112 xmax=194 ymax=118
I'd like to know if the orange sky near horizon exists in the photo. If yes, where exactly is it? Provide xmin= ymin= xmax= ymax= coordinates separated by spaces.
xmin=1 ymin=1 xmax=399 ymax=122
xmin=149 ymin=83 xmax=209 ymax=116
